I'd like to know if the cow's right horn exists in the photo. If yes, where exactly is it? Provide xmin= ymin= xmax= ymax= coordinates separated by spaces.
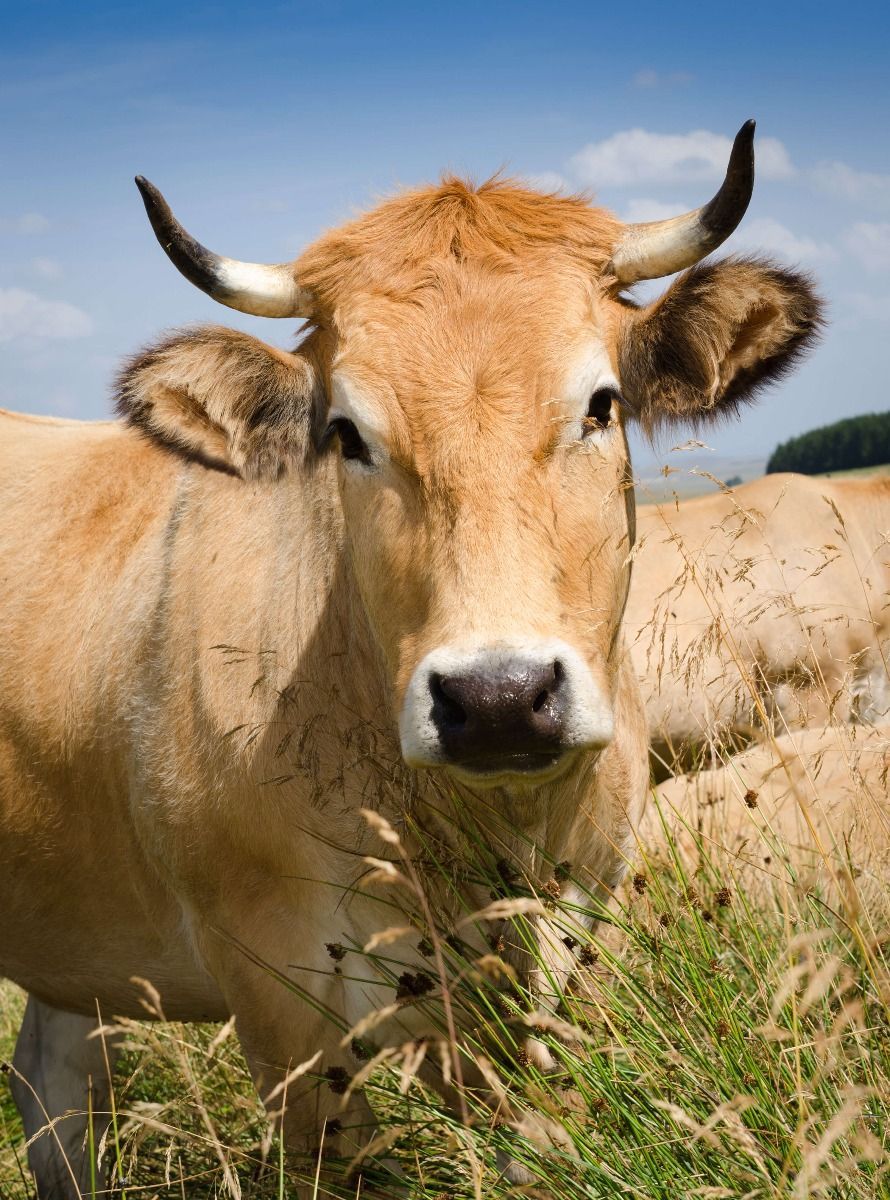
xmin=607 ymin=120 xmax=756 ymax=286
xmin=135 ymin=177 xmax=313 ymax=318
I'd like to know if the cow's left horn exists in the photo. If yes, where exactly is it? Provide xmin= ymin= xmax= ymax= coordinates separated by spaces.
xmin=607 ymin=120 xmax=756 ymax=286
xmin=135 ymin=177 xmax=313 ymax=318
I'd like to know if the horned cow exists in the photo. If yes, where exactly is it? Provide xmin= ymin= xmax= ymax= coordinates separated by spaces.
xmin=0 ymin=122 xmax=822 ymax=1196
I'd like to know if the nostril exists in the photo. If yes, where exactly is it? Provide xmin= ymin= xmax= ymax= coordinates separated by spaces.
xmin=430 ymin=673 xmax=466 ymax=728
xmin=532 ymin=661 xmax=564 ymax=715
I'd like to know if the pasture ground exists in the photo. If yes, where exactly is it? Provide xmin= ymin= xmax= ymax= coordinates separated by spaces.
xmin=2 ymin=786 xmax=888 ymax=1199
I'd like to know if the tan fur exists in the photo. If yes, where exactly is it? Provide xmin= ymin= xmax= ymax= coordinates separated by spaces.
xmin=626 ymin=474 xmax=890 ymax=768
xmin=640 ymin=723 xmax=890 ymax=915
xmin=294 ymin=175 xmax=621 ymax=317
xmin=0 ymin=176 xmax=822 ymax=1183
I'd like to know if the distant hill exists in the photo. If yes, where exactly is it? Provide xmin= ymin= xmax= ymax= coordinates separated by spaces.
xmin=767 ymin=412 xmax=890 ymax=475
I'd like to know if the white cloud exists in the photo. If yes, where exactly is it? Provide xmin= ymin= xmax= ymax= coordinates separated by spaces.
xmin=632 ymin=69 xmax=659 ymax=89
xmin=622 ymin=197 xmax=691 ymax=223
xmin=631 ymin=69 xmax=693 ymax=89
xmin=0 ymin=288 xmax=92 ymax=342
xmin=811 ymin=161 xmax=890 ymax=209
xmin=732 ymin=217 xmax=837 ymax=263
xmin=0 ymin=213 xmax=51 ymax=235
xmin=525 ymin=171 xmax=570 ymax=193
xmin=842 ymin=222 xmax=890 ymax=272
xmin=31 ymin=256 xmax=63 ymax=279
xmin=569 ymin=128 xmax=795 ymax=188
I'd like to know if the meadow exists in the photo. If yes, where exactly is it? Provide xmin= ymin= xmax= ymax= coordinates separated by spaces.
xmin=2 ymin=760 xmax=887 ymax=1198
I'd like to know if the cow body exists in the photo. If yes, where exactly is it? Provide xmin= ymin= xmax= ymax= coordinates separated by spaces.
xmin=0 ymin=403 xmax=648 ymax=1187
xmin=640 ymin=722 xmax=890 ymax=914
xmin=0 ymin=153 xmax=822 ymax=1195
xmin=0 ymin=412 xmax=227 ymax=1020
xmin=627 ymin=473 xmax=890 ymax=771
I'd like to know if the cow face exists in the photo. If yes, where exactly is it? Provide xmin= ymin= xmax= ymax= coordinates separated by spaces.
xmin=123 ymin=156 xmax=822 ymax=789
xmin=311 ymin=269 xmax=626 ymax=786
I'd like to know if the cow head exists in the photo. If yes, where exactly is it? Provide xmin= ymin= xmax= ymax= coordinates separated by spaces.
xmin=121 ymin=122 xmax=821 ymax=789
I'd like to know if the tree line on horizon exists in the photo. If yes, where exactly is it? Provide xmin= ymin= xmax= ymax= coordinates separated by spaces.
xmin=766 ymin=411 xmax=890 ymax=475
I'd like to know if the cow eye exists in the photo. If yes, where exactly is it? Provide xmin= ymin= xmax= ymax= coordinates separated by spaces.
xmin=326 ymin=417 xmax=371 ymax=464
xmin=583 ymin=388 xmax=617 ymax=434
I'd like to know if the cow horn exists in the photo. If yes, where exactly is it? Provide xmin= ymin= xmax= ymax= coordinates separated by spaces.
xmin=135 ymin=177 xmax=313 ymax=318
xmin=607 ymin=120 xmax=756 ymax=285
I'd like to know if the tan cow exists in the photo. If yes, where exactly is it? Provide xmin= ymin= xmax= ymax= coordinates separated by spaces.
xmin=639 ymin=723 xmax=890 ymax=918
xmin=626 ymin=473 xmax=890 ymax=774
xmin=0 ymin=123 xmax=822 ymax=1196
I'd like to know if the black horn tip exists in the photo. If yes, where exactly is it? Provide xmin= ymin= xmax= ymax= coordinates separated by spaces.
xmin=700 ymin=120 xmax=756 ymax=239
xmin=134 ymin=174 xmax=155 ymax=201
xmin=730 ymin=120 xmax=756 ymax=167
xmin=134 ymin=176 xmax=172 ymax=221
xmin=133 ymin=176 xmax=223 ymax=297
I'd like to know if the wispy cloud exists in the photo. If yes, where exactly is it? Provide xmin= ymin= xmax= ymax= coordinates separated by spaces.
xmin=733 ymin=217 xmax=837 ymax=263
xmin=0 ymin=288 xmax=92 ymax=342
xmin=524 ymin=171 xmax=570 ymax=193
xmin=622 ymin=197 xmax=691 ymax=223
xmin=811 ymin=161 xmax=890 ymax=209
xmin=842 ymin=222 xmax=890 ymax=272
xmin=631 ymin=68 xmax=693 ymax=89
xmin=569 ymin=128 xmax=795 ymax=188
xmin=31 ymin=256 xmax=63 ymax=279
xmin=0 ymin=213 xmax=51 ymax=235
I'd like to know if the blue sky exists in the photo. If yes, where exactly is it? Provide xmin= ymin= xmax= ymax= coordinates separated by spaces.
xmin=2 ymin=0 xmax=888 ymax=468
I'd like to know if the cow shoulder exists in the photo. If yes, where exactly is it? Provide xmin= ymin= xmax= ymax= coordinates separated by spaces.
xmin=115 ymin=326 xmax=317 ymax=480
xmin=618 ymin=257 xmax=824 ymax=435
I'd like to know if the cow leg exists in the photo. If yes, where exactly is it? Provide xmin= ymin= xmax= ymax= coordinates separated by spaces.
xmin=10 ymin=995 xmax=121 ymax=1200
xmin=236 ymin=1025 xmax=388 ymax=1193
xmin=194 ymin=917 xmax=402 ymax=1196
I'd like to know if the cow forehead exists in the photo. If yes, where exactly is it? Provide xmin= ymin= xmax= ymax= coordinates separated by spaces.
xmin=333 ymin=257 xmax=608 ymax=363
xmin=326 ymin=265 xmax=620 ymax=458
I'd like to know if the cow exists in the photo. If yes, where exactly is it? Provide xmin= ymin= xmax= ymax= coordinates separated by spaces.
xmin=638 ymin=722 xmax=890 ymax=916
xmin=0 ymin=122 xmax=823 ymax=1197
xmin=626 ymin=473 xmax=890 ymax=776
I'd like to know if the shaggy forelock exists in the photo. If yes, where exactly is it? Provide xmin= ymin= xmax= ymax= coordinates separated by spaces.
xmin=294 ymin=175 xmax=622 ymax=315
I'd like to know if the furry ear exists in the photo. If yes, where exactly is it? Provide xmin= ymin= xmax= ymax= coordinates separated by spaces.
xmin=618 ymin=257 xmax=824 ymax=435
xmin=115 ymin=326 xmax=317 ymax=480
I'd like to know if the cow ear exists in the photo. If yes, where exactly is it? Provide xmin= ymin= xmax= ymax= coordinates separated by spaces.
xmin=115 ymin=326 xmax=317 ymax=480
xmin=618 ymin=258 xmax=824 ymax=436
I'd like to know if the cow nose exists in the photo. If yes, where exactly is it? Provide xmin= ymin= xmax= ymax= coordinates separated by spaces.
xmin=429 ymin=658 xmax=568 ymax=771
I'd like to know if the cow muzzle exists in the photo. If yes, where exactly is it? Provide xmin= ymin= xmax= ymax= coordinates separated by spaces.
xmin=399 ymin=641 xmax=613 ymax=785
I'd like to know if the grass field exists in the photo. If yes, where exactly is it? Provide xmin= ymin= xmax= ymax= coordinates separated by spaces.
xmin=2 ymin=782 xmax=888 ymax=1198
